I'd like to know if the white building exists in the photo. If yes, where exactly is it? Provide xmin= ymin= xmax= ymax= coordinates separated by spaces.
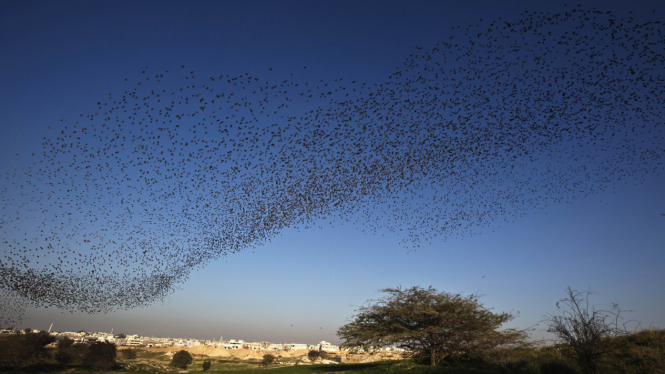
xmin=223 ymin=339 xmax=244 ymax=349
xmin=319 ymin=341 xmax=339 ymax=352
xmin=125 ymin=335 xmax=144 ymax=346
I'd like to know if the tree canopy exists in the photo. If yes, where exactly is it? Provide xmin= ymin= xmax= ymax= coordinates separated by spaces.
xmin=337 ymin=286 xmax=528 ymax=366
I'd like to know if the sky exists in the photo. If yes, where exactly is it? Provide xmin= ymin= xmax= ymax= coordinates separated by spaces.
xmin=1 ymin=0 xmax=664 ymax=345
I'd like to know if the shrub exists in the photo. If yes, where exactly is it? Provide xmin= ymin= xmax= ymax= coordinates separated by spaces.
xmin=83 ymin=341 xmax=116 ymax=369
xmin=261 ymin=354 xmax=275 ymax=367
xmin=170 ymin=350 xmax=193 ymax=369
xmin=202 ymin=358 xmax=212 ymax=371
xmin=0 ymin=330 xmax=55 ymax=367
xmin=541 ymin=361 xmax=580 ymax=374
xmin=55 ymin=351 xmax=73 ymax=365
xmin=121 ymin=348 xmax=138 ymax=359
xmin=308 ymin=350 xmax=321 ymax=362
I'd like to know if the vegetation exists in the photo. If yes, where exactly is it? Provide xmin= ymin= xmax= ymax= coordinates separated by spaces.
xmin=0 ymin=287 xmax=661 ymax=373
xmin=121 ymin=348 xmax=138 ymax=359
xmin=308 ymin=350 xmax=328 ymax=362
xmin=543 ymin=287 xmax=630 ymax=374
xmin=202 ymin=358 xmax=212 ymax=370
xmin=0 ymin=331 xmax=662 ymax=373
xmin=83 ymin=340 xmax=117 ymax=369
xmin=261 ymin=353 xmax=275 ymax=367
xmin=0 ymin=329 xmax=55 ymax=367
xmin=338 ymin=286 xmax=529 ymax=366
xmin=170 ymin=349 xmax=193 ymax=369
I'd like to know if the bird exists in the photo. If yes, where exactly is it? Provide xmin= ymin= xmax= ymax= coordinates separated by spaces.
xmin=1 ymin=4 xmax=663 ymax=324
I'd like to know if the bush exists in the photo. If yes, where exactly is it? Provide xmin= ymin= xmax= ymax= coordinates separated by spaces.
xmin=83 ymin=341 xmax=116 ymax=369
xmin=202 ymin=358 xmax=212 ymax=370
xmin=171 ymin=350 xmax=193 ymax=369
xmin=541 ymin=361 xmax=579 ymax=374
xmin=0 ymin=330 xmax=55 ymax=367
xmin=121 ymin=348 xmax=138 ymax=359
xmin=55 ymin=351 xmax=73 ymax=365
xmin=261 ymin=354 xmax=275 ymax=367
xmin=308 ymin=350 xmax=321 ymax=362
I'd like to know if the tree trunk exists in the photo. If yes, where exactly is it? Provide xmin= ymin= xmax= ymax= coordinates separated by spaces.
xmin=430 ymin=347 xmax=436 ymax=366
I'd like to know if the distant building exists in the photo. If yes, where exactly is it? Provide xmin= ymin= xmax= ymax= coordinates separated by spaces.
xmin=319 ymin=341 xmax=339 ymax=352
xmin=125 ymin=335 xmax=144 ymax=346
xmin=223 ymin=339 xmax=244 ymax=349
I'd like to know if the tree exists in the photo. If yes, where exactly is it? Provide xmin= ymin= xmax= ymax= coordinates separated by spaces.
xmin=83 ymin=341 xmax=117 ymax=369
xmin=543 ymin=287 xmax=629 ymax=374
xmin=261 ymin=354 xmax=275 ymax=367
xmin=170 ymin=350 xmax=193 ymax=369
xmin=307 ymin=350 xmax=321 ymax=362
xmin=202 ymin=359 xmax=212 ymax=371
xmin=337 ymin=286 xmax=528 ymax=366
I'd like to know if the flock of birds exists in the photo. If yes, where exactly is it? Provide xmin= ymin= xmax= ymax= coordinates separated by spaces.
xmin=1 ymin=5 xmax=663 ymax=327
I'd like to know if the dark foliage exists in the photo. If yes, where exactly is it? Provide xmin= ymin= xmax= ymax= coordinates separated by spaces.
xmin=121 ymin=348 xmax=137 ymax=360
xmin=170 ymin=350 xmax=193 ymax=369
xmin=202 ymin=358 xmax=212 ymax=370
xmin=54 ymin=351 xmax=72 ymax=365
xmin=308 ymin=350 xmax=322 ymax=362
xmin=0 ymin=330 xmax=55 ymax=367
xmin=339 ymin=286 xmax=528 ymax=366
xmin=544 ymin=288 xmax=629 ymax=374
xmin=83 ymin=341 xmax=116 ymax=369
xmin=540 ymin=361 xmax=580 ymax=374
xmin=261 ymin=354 xmax=275 ymax=367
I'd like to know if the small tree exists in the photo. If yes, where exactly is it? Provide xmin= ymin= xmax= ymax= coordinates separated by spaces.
xmin=307 ymin=350 xmax=321 ymax=362
xmin=261 ymin=354 xmax=275 ymax=367
xmin=338 ymin=286 xmax=528 ymax=366
xmin=83 ymin=341 xmax=116 ymax=369
xmin=170 ymin=350 xmax=193 ymax=369
xmin=543 ymin=287 xmax=629 ymax=374
xmin=202 ymin=358 xmax=212 ymax=371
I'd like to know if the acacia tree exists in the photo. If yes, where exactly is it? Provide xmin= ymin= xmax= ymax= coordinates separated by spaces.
xmin=543 ymin=287 xmax=629 ymax=374
xmin=337 ymin=286 xmax=527 ymax=366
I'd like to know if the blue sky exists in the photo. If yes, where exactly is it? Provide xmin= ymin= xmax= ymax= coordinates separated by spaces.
xmin=1 ymin=0 xmax=664 ymax=344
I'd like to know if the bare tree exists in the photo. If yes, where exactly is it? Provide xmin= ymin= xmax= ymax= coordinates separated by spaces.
xmin=543 ymin=287 xmax=630 ymax=374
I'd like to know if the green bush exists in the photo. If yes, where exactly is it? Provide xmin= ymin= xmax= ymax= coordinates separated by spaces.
xmin=170 ymin=350 xmax=193 ymax=369
xmin=202 ymin=358 xmax=212 ymax=371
